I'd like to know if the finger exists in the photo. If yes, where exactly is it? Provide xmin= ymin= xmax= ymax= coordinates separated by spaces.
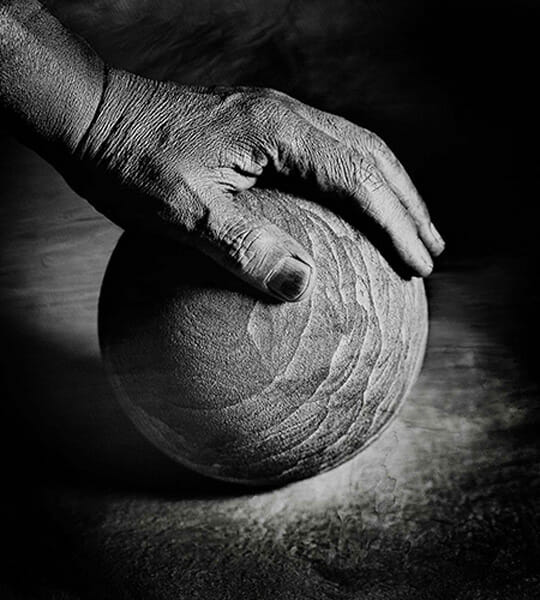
xmin=361 ymin=181 xmax=434 ymax=277
xmin=283 ymin=103 xmax=445 ymax=256
xmin=274 ymin=125 xmax=433 ymax=276
xmin=366 ymin=137 xmax=445 ymax=256
xmin=215 ymin=166 xmax=258 ymax=192
xmin=187 ymin=189 xmax=316 ymax=302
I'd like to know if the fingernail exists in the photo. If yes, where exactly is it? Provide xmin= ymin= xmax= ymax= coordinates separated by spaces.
xmin=430 ymin=222 xmax=445 ymax=248
xmin=266 ymin=256 xmax=312 ymax=301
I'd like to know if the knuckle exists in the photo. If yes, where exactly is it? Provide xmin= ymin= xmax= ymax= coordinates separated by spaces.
xmin=360 ymin=128 xmax=384 ymax=151
xmin=261 ymin=87 xmax=297 ymax=112
xmin=363 ymin=130 xmax=396 ymax=163
xmin=368 ymin=131 xmax=388 ymax=153
xmin=217 ymin=218 xmax=270 ymax=272
xmin=325 ymin=150 xmax=355 ymax=191
xmin=170 ymin=192 xmax=212 ymax=239
xmin=325 ymin=111 xmax=348 ymax=129
xmin=263 ymin=87 xmax=286 ymax=102
xmin=250 ymin=91 xmax=283 ymax=122
xmin=354 ymin=156 xmax=384 ymax=189
xmin=242 ymin=92 xmax=292 ymax=149
xmin=330 ymin=152 xmax=386 ymax=198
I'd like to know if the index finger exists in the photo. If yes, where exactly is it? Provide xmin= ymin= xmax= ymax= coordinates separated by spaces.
xmin=285 ymin=104 xmax=445 ymax=256
xmin=272 ymin=122 xmax=434 ymax=277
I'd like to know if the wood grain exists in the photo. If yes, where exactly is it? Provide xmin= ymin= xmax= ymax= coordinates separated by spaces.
xmin=99 ymin=190 xmax=427 ymax=485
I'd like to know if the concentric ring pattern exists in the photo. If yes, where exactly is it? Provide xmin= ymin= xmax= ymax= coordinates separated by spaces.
xmin=99 ymin=189 xmax=428 ymax=485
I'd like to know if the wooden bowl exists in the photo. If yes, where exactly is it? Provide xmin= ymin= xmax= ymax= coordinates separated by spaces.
xmin=99 ymin=189 xmax=428 ymax=485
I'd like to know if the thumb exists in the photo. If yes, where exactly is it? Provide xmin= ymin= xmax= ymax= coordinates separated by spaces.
xmin=192 ymin=195 xmax=315 ymax=303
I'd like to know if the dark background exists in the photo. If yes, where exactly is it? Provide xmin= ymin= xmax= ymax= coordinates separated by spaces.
xmin=1 ymin=1 xmax=539 ymax=598
xmin=43 ymin=0 xmax=540 ymax=256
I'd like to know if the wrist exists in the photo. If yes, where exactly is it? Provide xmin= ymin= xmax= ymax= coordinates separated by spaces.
xmin=75 ymin=68 xmax=164 ymax=165
xmin=0 ymin=0 xmax=105 ymax=164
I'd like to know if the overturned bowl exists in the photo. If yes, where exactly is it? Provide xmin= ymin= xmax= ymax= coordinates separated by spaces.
xmin=98 ymin=189 xmax=428 ymax=486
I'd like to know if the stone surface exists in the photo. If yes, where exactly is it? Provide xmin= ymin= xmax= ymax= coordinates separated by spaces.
xmin=99 ymin=189 xmax=428 ymax=485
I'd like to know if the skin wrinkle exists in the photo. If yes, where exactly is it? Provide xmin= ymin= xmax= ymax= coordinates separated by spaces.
xmin=2 ymin=1 xmax=444 ymax=331
xmin=305 ymin=112 xmax=429 ymax=244
xmin=1 ymin=2 xmax=104 ymax=158
xmin=217 ymin=219 xmax=257 ymax=264
xmin=72 ymin=62 xmax=108 ymax=156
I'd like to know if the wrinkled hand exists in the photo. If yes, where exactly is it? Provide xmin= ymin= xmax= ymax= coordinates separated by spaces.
xmin=67 ymin=68 xmax=444 ymax=302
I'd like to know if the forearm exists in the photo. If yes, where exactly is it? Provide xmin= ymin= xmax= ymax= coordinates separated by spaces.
xmin=0 ymin=0 xmax=104 ymax=165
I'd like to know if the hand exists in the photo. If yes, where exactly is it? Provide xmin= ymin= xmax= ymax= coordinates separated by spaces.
xmin=66 ymin=68 xmax=445 ymax=302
